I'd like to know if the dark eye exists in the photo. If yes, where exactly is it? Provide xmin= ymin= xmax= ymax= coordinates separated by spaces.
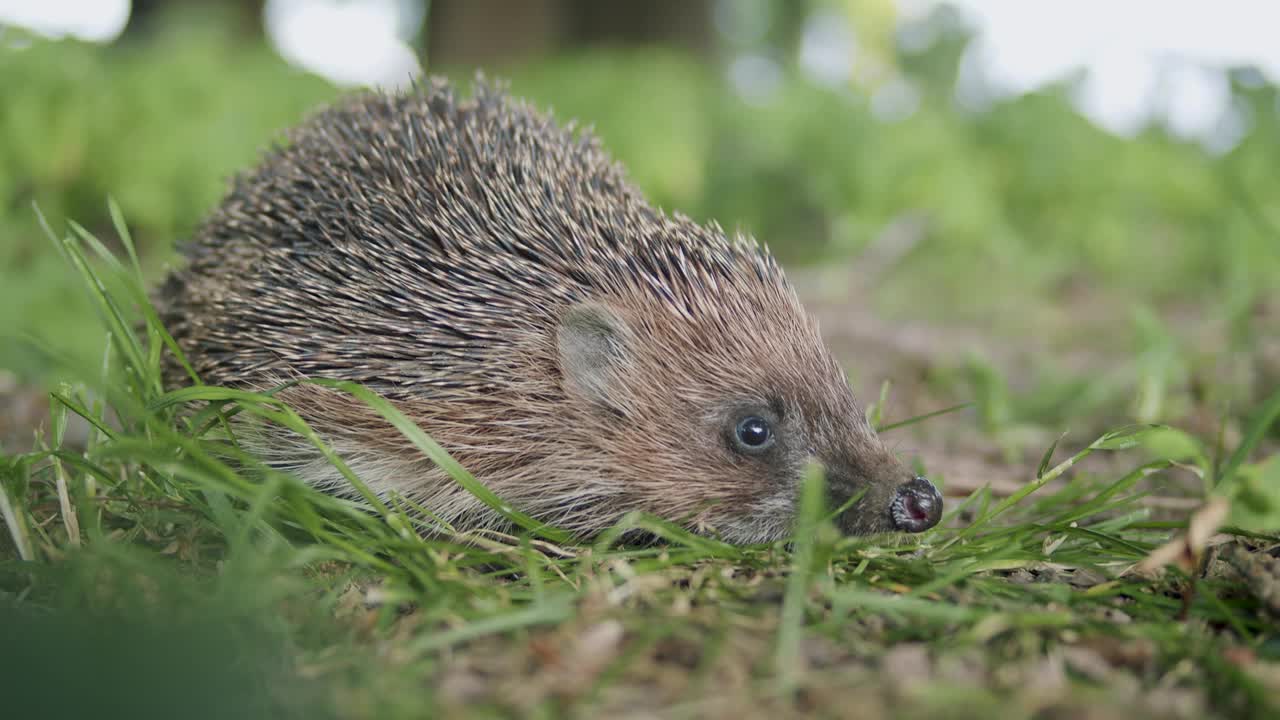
xmin=734 ymin=415 xmax=774 ymax=452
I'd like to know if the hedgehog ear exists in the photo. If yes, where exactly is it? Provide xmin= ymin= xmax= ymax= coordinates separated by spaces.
xmin=557 ymin=302 xmax=630 ymax=413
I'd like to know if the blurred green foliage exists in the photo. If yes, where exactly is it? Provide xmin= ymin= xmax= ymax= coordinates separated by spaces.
xmin=1 ymin=12 xmax=1277 ymax=713
xmin=1 ymin=18 xmax=336 ymax=361
xmin=0 ymin=536 xmax=339 ymax=720
xmin=2 ymin=8 xmax=1278 ymax=412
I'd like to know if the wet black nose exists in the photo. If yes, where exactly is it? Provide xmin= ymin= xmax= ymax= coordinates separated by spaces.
xmin=890 ymin=476 xmax=943 ymax=533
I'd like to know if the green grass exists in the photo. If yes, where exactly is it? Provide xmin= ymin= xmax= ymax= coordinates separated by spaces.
xmin=1 ymin=211 xmax=1277 ymax=720
xmin=3 ymin=14 xmax=1280 ymax=717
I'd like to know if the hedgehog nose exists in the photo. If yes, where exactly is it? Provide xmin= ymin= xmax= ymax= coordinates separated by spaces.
xmin=891 ymin=476 xmax=942 ymax=533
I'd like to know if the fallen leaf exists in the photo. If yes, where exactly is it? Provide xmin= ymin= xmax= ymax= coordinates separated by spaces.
xmin=1133 ymin=496 xmax=1229 ymax=576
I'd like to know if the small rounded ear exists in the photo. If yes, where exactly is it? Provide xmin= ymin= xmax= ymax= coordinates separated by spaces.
xmin=557 ymin=302 xmax=630 ymax=413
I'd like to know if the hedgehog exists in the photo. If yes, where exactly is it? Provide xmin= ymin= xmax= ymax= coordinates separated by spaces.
xmin=156 ymin=78 xmax=942 ymax=544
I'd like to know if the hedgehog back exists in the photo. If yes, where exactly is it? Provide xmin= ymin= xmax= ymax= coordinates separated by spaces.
xmin=159 ymin=82 xmax=788 ymax=395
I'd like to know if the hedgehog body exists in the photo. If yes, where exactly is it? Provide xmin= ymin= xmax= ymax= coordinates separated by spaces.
xmin=158 ymin=79 xmax=941 ymax=543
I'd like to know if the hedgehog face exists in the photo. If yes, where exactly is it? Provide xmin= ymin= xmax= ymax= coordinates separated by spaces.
xmin=555 ymin=294 xmax=942 ymax=544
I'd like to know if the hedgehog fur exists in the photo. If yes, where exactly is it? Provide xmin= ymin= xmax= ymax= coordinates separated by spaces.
xmin=156 ymin=77 xmax=941 ymax=543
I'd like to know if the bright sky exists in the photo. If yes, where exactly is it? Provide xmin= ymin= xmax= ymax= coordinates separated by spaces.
xmin=927 ymin=0 xmax=1280 ymax=149
xmin=0 ymin=0 xmax=130 ymax=42
xmin=3 ymin=0 xmax=1278 ymax=150
xmin=263 ymin=0 xmax=422 ymax=89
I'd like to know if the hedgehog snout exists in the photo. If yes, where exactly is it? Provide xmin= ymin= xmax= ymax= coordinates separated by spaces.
xmin=819 ymin=455 xmax=943 ymax=535
xmin=889 ymin=476 xmax=943 ymax=533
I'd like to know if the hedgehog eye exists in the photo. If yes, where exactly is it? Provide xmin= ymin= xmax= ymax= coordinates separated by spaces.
xmin=733 ymin=415 xmax=774 ymax=452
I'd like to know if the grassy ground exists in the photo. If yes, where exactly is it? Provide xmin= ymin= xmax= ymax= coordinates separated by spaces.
xmin=0 ymin=209 xmax=1277 ymax=720
xmin=3 ymin=20 xmax=1280 ymax=720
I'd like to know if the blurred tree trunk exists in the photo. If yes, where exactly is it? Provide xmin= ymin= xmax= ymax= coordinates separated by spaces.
xmin=424 ymin=0 xmax=560 ymax=67
xmin=425 ymin=0 xmax=713 ymax=68
xmin=125 ymin=0 xmax=715 ymax=65
xmin=124 ymin=0 xmax=265 ymax=40
xmin=561 ymin=0 xmax=712 ymax=53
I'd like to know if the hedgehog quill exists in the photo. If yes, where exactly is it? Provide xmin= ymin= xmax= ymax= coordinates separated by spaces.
xmin=157 ymin=78 xmax=942 ymax=543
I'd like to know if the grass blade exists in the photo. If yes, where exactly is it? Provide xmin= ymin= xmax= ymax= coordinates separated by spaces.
xmin=776 ymin=462 xmax=826 ymax=695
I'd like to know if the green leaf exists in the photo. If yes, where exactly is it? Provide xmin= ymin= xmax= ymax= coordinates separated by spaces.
xmin=1217 ymin=387 xmax=1280 ymax=487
